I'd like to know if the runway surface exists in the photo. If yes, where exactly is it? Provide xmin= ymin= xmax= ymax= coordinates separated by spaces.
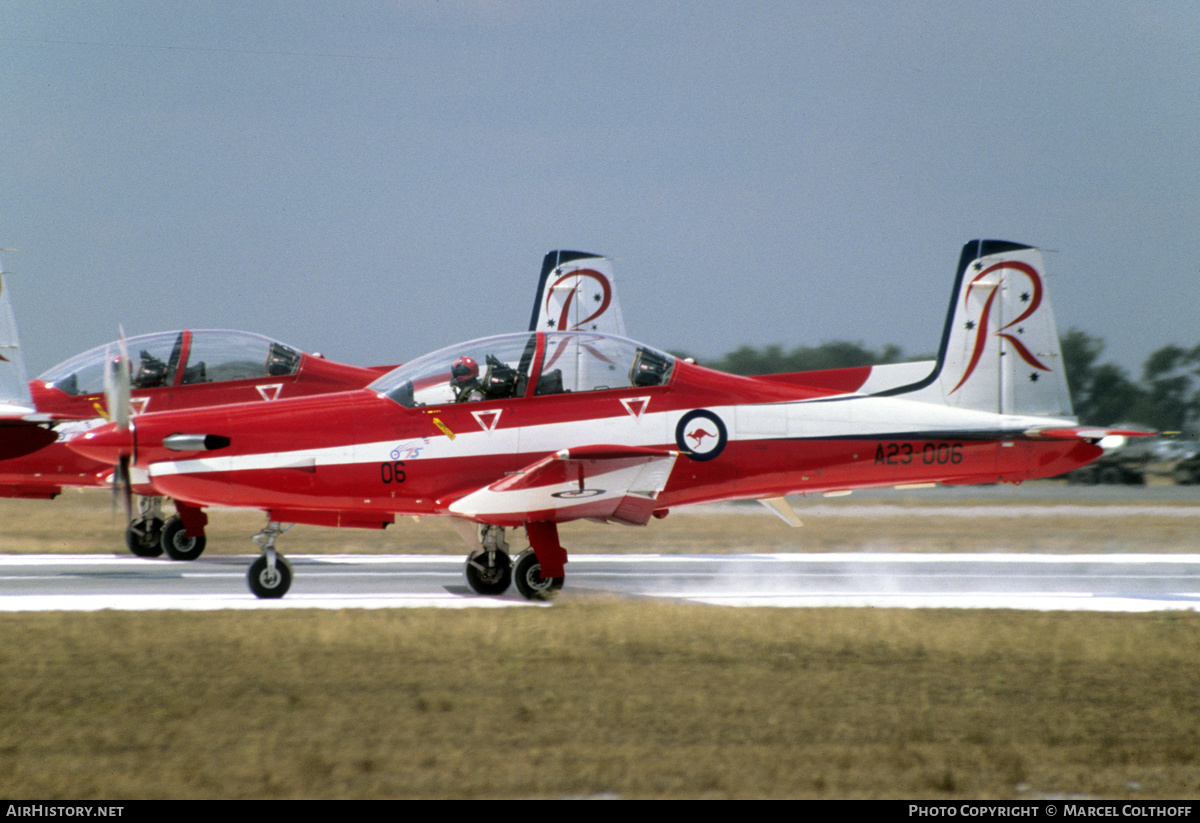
xmin=3 ymin=551 xmax=1200 ymax=612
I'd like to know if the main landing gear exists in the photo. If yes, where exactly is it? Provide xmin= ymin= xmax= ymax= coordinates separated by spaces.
xmin=512 ymin=548 xmax=564 ymax=599
xmin=461 ymin=522 xmax=566 ymax=601
xmin=161 ymin=514 xmax=207 ymax=560
xmin=124 ymin=497 xmax=209 ymax=561
xmin=464 ymin=525 xmax=514 ymax=595
xmin=125 ymin=497 xmax=165 ymax=557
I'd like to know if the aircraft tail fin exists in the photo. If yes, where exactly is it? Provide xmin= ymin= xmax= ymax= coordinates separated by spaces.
xmin=529 ymin=251 xmax=625 ymax=336
xmin=889 ymin=240 xmax=1074 ymax=418
xmin=0 ymin=256 xmax=33 ymax=411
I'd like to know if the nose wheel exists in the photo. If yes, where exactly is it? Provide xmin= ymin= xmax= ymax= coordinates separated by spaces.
xmin=248 ymin=552 xmax=292 ymax=598
xmin=247 ymin=521 xmax=293 ymax=598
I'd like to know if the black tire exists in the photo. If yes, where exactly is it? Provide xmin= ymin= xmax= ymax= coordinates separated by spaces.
xmin=465 ymin=549 xmax=513 ymax=595
xmin=247 ymin=554 xmax=292 ymax=599
xmin=513 ymin=550 xmax=564 ymax=601
xmin=160 ymin=514 xmax=207 ymax=561
xmin=125 ymin=517 xmax=165 ymax=557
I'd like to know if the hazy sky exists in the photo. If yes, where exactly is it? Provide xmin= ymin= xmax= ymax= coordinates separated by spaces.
xmin=3 ymin=1 xmax=1197 ymax=378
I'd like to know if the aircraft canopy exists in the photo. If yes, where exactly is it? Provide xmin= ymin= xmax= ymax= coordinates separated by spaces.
xmin=371 ymin=331 xmax=676 ymax=408
xmin=38 ymin=330 xmax=303 ymax=396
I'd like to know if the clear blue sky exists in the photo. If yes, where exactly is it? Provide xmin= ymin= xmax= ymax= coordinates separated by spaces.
xmin=3 ymin=1 xmax=1197 ymax=377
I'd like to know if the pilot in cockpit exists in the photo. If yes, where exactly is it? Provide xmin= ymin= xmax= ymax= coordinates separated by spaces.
xmin=452 ymin=354 xmax=522 ymax=402
xmin=133 ymin=350 xmax=170 ymax=389
xmin=451 ymin=356 xmax=485 ymax=402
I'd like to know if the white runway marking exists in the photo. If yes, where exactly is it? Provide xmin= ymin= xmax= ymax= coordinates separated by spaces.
xmin=0 ymin=592 xmax=534 ymax=612
xmin=678 ymin=594 xmax=1200 ymax=611
xmin=1 ymin=553 xmax=1199 ymax=613
xmin=768 ymin=504 xmax=1200 ymax=519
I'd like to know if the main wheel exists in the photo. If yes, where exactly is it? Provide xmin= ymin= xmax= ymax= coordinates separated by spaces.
xmin=248 ymin=554 xmax=292 ymax=598
xmin=513 ymin=550 xmax=564 ymax=601
xmin=465 ymin=549 xmax=513 ymax=595
xmin=161 ymin=514 xmax=207 ymax=561
xmin=125 ymin=517 xmax=165 ymax=557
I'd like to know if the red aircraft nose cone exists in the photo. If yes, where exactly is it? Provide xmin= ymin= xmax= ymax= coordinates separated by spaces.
xmin=68 ymin=422 xmax=135 ymax=465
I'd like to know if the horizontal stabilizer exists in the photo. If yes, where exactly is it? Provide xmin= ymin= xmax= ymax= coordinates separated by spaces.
xmin=1027 ymin=426 xmax=1157 ymax=441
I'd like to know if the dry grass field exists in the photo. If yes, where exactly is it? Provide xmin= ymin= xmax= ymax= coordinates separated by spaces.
xmin=1 ymin=484 xmax=1197 ymax=557
xmin=0 ymin=488 xmax=1198 ymax=799
xmin=2 ymin=606 xmax=1199 ymax=799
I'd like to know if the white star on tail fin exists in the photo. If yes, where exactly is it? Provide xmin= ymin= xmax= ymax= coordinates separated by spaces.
xmin=530 ymin=251 xmax=626 ymax=335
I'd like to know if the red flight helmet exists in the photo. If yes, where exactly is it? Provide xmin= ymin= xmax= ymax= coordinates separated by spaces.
xmin=451 ymin=356 xmax=479 ymax=384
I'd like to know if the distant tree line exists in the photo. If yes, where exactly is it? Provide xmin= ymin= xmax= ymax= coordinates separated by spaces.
xmin=696 ymin=341 xmax=911 ymax=376
xmin=1061 ymin=329 xmax=1200 ymax=433
xmin=687 ymin=330 xmax=1200 ymax=434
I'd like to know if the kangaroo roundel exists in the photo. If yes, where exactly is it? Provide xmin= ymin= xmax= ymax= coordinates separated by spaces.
xmin=675 ymin=409 xmax=728 ymax=461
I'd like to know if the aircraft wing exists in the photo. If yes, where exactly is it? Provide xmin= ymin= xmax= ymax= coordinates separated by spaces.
xmin=446 ymin=445 xmax=677 ymax=526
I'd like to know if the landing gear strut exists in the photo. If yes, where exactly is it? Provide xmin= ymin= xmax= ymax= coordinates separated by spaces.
xmin=517 ymin=521 xmax=566 ymax=600
xmin=247 ymin=521 xmax=293 ymax=598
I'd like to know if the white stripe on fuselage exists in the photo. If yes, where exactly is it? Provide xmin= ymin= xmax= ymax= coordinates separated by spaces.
xmin=147 ymin=394 xmax=1077 ymax=479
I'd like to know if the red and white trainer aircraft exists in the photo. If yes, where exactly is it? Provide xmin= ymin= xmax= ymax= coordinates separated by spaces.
xmin=19 ymin=329 xmax=392 ymax=556
xmin=69 ymin=240 xmax=1144 ymax=599
xmin=0 ymin=250 xmax=625 ymax=560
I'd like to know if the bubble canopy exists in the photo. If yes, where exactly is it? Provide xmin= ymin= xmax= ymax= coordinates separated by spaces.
xmin=38 ymin=330 xmax=302 ymax=396
xmin=370 ymin=331 xmax=676 ymax=408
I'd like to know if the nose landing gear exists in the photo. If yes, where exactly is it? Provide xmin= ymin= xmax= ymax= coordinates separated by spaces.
xmin=247 ymin=521 xmax=293 ymax=598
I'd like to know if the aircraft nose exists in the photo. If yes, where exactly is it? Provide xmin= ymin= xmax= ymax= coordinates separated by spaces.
xmin=68 ymin=422 xmax=135 ymax=465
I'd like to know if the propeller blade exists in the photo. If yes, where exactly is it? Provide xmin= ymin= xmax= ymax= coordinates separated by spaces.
xmin=112 ymin=454 xmax=132 ymax=519
xmin=103 ymin=330 xmax=132 ymax=430
xmin=102 ymin=328 xmax=134 ymax=521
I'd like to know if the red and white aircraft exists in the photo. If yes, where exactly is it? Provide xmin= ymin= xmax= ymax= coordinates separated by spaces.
xmin=11 ymin=329 xmax=392 ymax=557
xmin=70 ymin=240 xmax=1144 ymax=599
xmin=0 ymin=250 xmax=625 ymax=560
